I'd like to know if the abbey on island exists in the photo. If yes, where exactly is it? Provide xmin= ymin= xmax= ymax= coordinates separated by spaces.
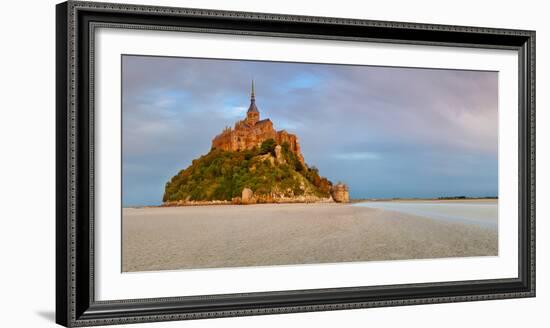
xmin=212 ymin=81 xmax=305 ymax=166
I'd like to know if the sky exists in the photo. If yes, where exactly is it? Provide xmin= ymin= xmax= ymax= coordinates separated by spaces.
xmin=122 ymin=55 xmax=498 ymax=206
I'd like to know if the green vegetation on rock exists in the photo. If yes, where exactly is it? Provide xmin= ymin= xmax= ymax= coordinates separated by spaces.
xmin=163 ymin=139 xmax=332 ymax=203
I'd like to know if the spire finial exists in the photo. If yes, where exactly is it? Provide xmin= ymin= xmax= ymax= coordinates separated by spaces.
xmin=251 ymin=79 xmax=255 ymax=101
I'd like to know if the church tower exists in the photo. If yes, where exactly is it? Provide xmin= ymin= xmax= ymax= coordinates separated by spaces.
xmin=246 ymin=80 xmax=259 ymax=126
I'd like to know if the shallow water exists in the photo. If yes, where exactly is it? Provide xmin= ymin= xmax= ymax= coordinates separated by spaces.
xmin=353 ymin=201 xmax=498 ymax=229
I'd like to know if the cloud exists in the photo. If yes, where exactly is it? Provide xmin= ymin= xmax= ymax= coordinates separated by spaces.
xmin=332 ymin=152 xmax=381 ymax=160
xmin=221 ymin=105 xmax=248 ymax=119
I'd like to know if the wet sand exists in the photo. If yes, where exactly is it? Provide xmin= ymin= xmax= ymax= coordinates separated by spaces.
xmin=122 ymin=202 xmax=498 ymax=272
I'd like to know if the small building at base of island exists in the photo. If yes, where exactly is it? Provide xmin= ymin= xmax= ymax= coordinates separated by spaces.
xmin=331 ymin=183 xmax=350 ymax=203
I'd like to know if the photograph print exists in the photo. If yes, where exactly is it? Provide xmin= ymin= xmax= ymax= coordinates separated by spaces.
xmin=122 ymin=55 xmax=498 ymax=273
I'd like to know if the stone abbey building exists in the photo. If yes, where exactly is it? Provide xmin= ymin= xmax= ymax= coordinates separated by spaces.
xmin=212 ymin=81 xmax=305 ymax=165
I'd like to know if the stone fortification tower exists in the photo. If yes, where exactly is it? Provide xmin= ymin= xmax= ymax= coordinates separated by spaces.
xmin=331 ymin=183 xmax=350 ymax=203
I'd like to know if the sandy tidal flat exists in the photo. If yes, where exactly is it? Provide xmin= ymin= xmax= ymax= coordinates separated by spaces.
xmin=122 ymin=201 xmax=497 ymax=272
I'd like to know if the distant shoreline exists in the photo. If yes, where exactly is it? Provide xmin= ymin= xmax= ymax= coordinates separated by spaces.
xmin=124 ymin=197 xmax=498 ymax=209
xmin=349 ymin=196 xmax=498 ymax=204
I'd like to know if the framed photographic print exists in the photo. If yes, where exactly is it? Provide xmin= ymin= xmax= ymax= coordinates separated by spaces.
xmin=56 ymin=1 xmax=535 ymax=326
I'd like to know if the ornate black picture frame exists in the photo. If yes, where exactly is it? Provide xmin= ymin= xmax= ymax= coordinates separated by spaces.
xmin=56 ymin=1 xmax=535 ymax=326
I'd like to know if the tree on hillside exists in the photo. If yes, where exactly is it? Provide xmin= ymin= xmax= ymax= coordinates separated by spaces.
xmin=260 ymin=138 xmax=276 ymax=156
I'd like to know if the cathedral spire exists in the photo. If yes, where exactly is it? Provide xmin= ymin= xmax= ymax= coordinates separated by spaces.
xmin=246 ymin=79 xmax=259 ymax=124
xmin=251 ymin=79 xmax=255 ymax=102
xmin=247 ymin=79 xmax=259 ymax=114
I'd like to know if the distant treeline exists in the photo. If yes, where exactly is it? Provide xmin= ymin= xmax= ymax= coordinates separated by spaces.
xmin=350 ymin=196 xmax=498 ymax=202
xmin=437 ymin=196 xmax=498 ymax=200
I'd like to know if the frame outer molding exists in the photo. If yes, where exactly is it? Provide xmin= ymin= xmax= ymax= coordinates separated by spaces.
xmin=56 ymin=1 xmax=535 ymax=326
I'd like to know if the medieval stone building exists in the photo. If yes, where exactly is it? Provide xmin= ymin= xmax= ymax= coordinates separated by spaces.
xmin=331 ymin=183 xmax=350 ymax=203
xmin=212 ymin=81 xmax=305 ymax=165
